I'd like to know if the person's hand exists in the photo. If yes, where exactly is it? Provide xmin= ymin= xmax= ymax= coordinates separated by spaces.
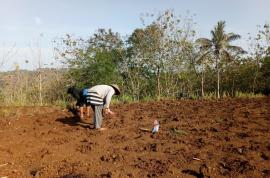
xmin=105 ymin=108 xmax=115 ymax=116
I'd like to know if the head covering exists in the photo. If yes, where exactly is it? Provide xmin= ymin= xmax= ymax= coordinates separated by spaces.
xmin=67 ymin=87 xmax=75 ymax=94
xmin=67 ymin=87 xmax=82 ymax=100
xmin=109 ymin=84 xmax=121 ymax=95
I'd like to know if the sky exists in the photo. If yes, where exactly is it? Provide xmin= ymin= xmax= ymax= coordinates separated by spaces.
xmin=0 ymin=0 xmax=269 ymax=71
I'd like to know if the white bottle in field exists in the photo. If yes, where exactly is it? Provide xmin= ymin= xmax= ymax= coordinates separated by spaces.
xmin=152 ymin=120 xmax=159 ymax=133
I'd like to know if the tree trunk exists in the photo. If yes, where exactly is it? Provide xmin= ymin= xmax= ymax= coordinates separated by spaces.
xmin=38 ymin=48 xmax=43 ymax=105
xmin=216 ymin=56 xmax=220 ymax=99
xmin=157 ymin=67 xmax=161 ymax=100
xmin=231 ymin=77 xmax=235 ymax=97
xmin=39 ymin=71 xmax=43 ymax=105
xmin=201 ymin=67 xmax=205 ymax=98
xmin=217 ymin=68 xmax=220 ymax=99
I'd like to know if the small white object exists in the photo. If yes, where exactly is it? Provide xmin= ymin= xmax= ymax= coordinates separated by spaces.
xmin=0 ymin=163 xmax=8 ymax=167
xmin=192 ymin=157 xmax=201 ymax=161
xmin=152 ymin=120 xmax=159 ymax=133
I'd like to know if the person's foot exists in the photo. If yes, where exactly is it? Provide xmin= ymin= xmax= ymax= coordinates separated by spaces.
xmin=96 ymin=127 xmax=108 ymax=131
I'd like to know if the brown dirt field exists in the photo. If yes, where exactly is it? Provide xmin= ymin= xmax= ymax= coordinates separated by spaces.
xmin=0 ymin=97 xmax=269 ymax=178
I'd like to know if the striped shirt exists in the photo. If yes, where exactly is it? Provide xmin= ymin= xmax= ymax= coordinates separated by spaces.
xmin=85 ymin=85 xmax=115 ymax=108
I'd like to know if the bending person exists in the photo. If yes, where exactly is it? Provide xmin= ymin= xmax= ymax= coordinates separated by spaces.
xmin=67 ymin=87 xmax=91 ymax=119
xmin=85 ymin=84 xmax=120 ymax=131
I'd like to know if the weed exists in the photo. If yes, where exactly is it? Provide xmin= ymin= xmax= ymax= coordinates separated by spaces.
xmin=170 ymin=128 xmax=188 ymax=136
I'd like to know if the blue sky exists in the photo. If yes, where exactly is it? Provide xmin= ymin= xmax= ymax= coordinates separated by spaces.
xmin=0 ymin=0 xmax=269 ymax=71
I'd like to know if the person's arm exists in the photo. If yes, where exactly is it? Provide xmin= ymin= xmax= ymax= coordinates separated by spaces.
xmin=104 ymin=89 xmax=115 ymax=109
xmin=104 ymin=88 xmax=115 ymax=115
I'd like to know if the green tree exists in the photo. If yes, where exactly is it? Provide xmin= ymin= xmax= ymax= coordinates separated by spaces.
xmin=128 ymin=24 xmax=164 ymax=99
xmin=55 ymin=29 xmax=124 ymax=88
xmin=125 ymin=10 xmax=196 ymax=99
xmin=196 ymin=21 xmax=245 ymax=98
xmin=259 ymin=56 xmax=270 ymax=90
xmin=248 ymin=23 xmax=270 ymax=92
xmin=192 ymin=49 xmax=212 ymax=97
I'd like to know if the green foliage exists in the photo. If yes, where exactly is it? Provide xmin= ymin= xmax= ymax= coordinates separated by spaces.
xmin=53 ymin=99 xmax=69 ymax=108
xmin=118 ymin=94 xmax=134 ymax=104
xmin=196 ymin=21 xmax=245 ymax=98
xmin=110 ymin=94 xmax=136 ymax=105
xmin=2 ymin=11 xmax=268 ymax=106
xmin=235 ymin=92 xmax=264 ymax=98
xmin=123 ymin=10 xmax=197 ymax=100
xmin=55 ymin=29 xmax=124 ymax=88
xmin=203 ymin=92 xmax=217 ymax=99
xmin=52 ymin=12 xmax=268 ymax=103
xmin=260 ymin=56 xmax=270 ymax=89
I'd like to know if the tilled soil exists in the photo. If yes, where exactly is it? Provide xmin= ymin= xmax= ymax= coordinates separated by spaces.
xmin=0 ymin=97 xmax=269 ymax=178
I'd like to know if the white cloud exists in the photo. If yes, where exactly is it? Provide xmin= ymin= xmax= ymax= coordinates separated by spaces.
xmin=34 ymin=16 xmax=42 ymax=25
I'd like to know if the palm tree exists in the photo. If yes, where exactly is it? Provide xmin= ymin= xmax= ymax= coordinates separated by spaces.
xmin=196 ymin=21 xmax=245 ymax=98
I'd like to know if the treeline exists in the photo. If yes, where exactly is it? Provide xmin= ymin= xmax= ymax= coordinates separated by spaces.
xmin=0 ymin=10 xmax=269 ymax=105
xmin=0 ymin=68 xmax=67 ymax=105
xmin=55 ymin=10 xmax=269 ymax=100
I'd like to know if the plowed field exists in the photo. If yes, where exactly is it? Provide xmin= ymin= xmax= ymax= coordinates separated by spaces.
xmin=0 ymin=97 xmax=269 ymax=177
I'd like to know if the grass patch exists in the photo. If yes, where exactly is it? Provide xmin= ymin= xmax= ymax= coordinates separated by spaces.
xmin=170 ymin=128 xmax=189 ymax=136
xmin=0 ymin=108 xmax=18 ymax=118
xmin=235 ymin=92 xmax=264 ymax=98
